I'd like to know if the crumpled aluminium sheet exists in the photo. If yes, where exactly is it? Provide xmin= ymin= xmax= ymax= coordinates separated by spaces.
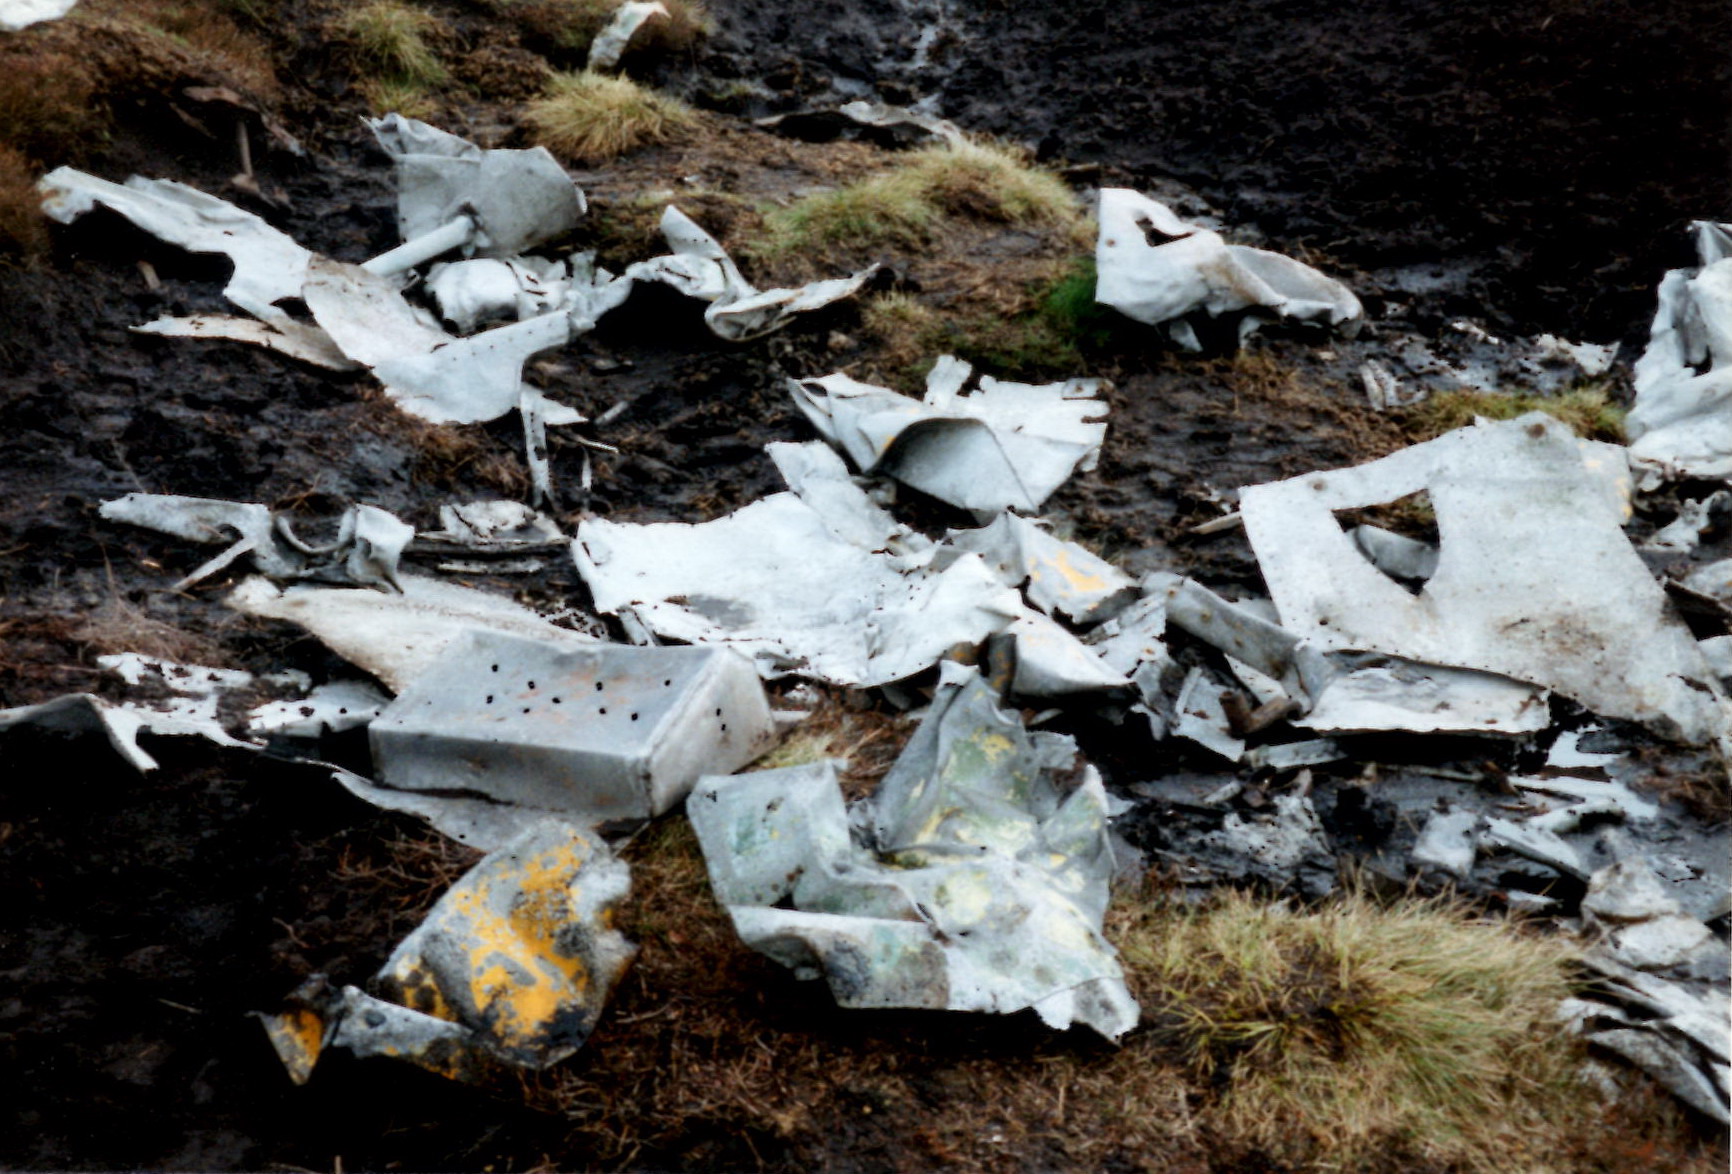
xmin=1239 ymin=413 xmax=1731 ymax=748
xmin=1627 ymin=221 xmax=1732 ymax=483
xmin=1094 ymin=188 xmax=1362 ymax=347
xmin=688 ymin=669 xmax=1139 ymax=1038
xmin=574 ymin=441 xmax=1022 ymax=686
xmin=100 ymin=493 xmax=413 ymax=592
xmin=625 ymin=206 xmax=879 ymax=341
xmin=130 ymin=314 xmax=359 ymax=370
xmin=37 ymin=168 xmax=312 ymax=321
xmin=227 ymin=573 xmax=596 ymax=693
xmin=367 ymin=114 xmax=585 ymax=261
xmin=791 ymin=356 xmax=1108 ymax=514
xmin=261 ymin=820 xmax=634 ymax=1082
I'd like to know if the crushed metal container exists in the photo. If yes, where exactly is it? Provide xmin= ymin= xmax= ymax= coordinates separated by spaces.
xmin=369 ymin=630 xmax=776 ymax=821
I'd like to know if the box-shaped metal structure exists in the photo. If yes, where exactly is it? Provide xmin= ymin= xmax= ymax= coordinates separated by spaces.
xmin=370 ymin=631 xmax=776 ymax=821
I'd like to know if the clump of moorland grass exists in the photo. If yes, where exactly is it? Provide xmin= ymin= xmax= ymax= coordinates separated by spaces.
xmin=484 ymin=0 xmax=709 ymax=56
xmin=757 ymin=138 xmax=1081 ymax=258
xmin=1113 ymin=885 xmax=1588 ymax=1169
xmin=334 ymin=0 xmax=448 ymax=90
xmin=524 ymin=70 xmax=697 ymax=160
xmin=1402 ymin=386 xmax=1627 ymax=443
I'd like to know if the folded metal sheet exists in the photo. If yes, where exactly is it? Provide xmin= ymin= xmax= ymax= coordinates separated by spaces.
xmin=1239 ymin=413 xmax=1730 ymax=748
xmin=226 ymin=573 xmax=596 ymax=693
xmin=369 ymin=631 xmax=776 ymax=821
xmin=38 ymin=169 xmax=312 ymax=321
xmin=792 ymin=356 xmax=1108 ymax=514
xmin=0 ymin=692 xmax=247 ymax=772
xmin=303 ymin=257 xmax=574 ymax=425
xmin=573 ymin=442 xmax=1022 ymax=686
xmin=1094 ymin=188 xmax=1361 ymax=345
xmin=688 ymin=671 xmax=1138 ymax=1038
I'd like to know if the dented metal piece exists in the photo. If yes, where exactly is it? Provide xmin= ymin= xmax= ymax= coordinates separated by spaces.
xmin=370 ymin=630 xmax=776 ymax=821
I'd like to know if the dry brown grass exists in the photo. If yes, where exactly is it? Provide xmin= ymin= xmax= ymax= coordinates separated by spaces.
xmin=70 ymin=594 xmax=230 ymax=665
xmin=755 ymin=139 xmax=1082 ymax=260
xmin=524 ymin=70 xmax=698 ymax=161
xmin=0 ymin=144 xmax=47 ymax=259
xmin=1117 ymin=886 xmax=1589 ymax=1170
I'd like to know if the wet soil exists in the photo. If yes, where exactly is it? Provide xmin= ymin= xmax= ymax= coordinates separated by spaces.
xmin=1 ymin=0 xmax=1728 ymax=1170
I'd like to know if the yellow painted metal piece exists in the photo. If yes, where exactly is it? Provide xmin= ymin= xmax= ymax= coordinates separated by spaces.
xmin=258 ymin=1004 xmax=326 ymax=1085
xmin=379 ymin=820 xmax=635 ymax=1069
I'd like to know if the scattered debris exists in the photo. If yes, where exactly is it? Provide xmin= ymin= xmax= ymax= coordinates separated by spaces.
xmin=758 ymin=99 xmax=967 ymax=147
xmin=688 ymin=668 xmax=1138 ymax=1038
xmin=369 ymin=631 xmax=776 ymax=823
xmin=1094 ymin=188 xmax=1362 ymax=348
xmin=574 ymin=441 xmax=1022 ymax=685
xmin=791 ymin=355 xmax=1108 ymax=515
xmin=1567 ymin=858 xmax=1732 ymax=1124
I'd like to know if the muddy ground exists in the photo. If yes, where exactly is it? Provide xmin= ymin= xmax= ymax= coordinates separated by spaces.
xmin=1 ymin=0 xmax=1729 ymax=1169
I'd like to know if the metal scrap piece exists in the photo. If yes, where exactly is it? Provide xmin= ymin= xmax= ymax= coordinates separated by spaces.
xmin=1239 ymin=413 xmax=1730 ymax=747
xmin=367 ymin=114 xmax=586 ymax=262
xmin=377 ymin=820 xmax=635 ymax=1068
xmin=1094 ymin=188 xmax=1361 ymax=346
xmin=946 ymin=513 xmax=1136 ymax=624
xmin=1628 ymin=221 xmax=1732 ymax=484
xmin=586 ymin=0 xmax=667 ymax=70
xmin=38 ymin=169 xmax=311 ymax=321
xmin=574 ymin=442 xmax=1022 ymax=686
xmin=688 ymin=671 xmax=1138 ymax=1038
xmin=625 ymin=206 xmax=878 ymax=340
xmin=369 ymin=631 xmax=777 ymax=822
xmin=792 ymin=356 xmax=1108 ymax=515
xmin=226 ymin=573 xmax=596 ymax=693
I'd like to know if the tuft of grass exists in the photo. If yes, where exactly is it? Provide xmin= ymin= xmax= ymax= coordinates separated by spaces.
xmin=0 ymin=144 xmax=47 ymax=259
xmin=902 ymin=139 xmax=1080 ymax=227
xmin=1114 ymin=885 xmax=1588 ymax=1168
xmin=357 ymin=75 xmax=442 ymax=120
xmin=523 ymin=70 xmax=697 ymax=161
xmin=1403 ymin=386 xmax=1627 ymax=444
xmin=757 ymin=138 xmax=1080 ymax=259
xmin=333 ymin=0 xmax=448 ymax=88
xmin=485 ymin=0 xmax=710 ymax=57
